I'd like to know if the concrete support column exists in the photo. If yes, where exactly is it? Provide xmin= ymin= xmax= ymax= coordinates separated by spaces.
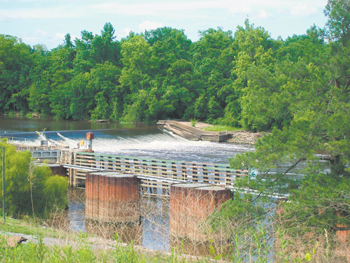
xmin=85 ymin=172 xmax=140 ymax=223
xmin=170 ymin=183 xmax=233 ymax=241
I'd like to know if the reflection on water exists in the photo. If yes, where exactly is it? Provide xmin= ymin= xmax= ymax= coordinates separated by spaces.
xmin=141 ymin=199 xmax=170 ymax=251
xmin=68 ymin=196 xmax=170 ymax=252
xmin=0 ymin=115 xmax=132 ymax=133
xmin=68 ymin=201 xmax=85 ymax=232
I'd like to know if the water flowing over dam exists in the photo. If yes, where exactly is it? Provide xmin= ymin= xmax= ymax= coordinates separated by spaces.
xmin=0 ymin=126 xmax=253 ymax=164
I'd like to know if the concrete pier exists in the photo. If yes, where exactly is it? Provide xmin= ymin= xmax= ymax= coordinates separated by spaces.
xmin=170 ymin=184 xmax=233 ymax=241
xmin=85 ymin=172 xmax=140 ymax=223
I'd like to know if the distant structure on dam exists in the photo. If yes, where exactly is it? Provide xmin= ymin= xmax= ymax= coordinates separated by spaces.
xmin=157 ymin=120 xmax=231 ymax=142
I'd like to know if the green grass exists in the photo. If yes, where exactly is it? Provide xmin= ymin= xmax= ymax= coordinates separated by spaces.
xmin=201 ymin=125 xmax=244 ymax=132
xmin=0 ymin=218 xmax=63 ymax=238
xmin=0 ymin=233 xmax=142 ymax=262
xmin=0 ymin=216 xmax=116 ymax=244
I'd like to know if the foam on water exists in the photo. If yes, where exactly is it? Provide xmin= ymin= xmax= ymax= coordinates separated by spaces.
xmin=91 ymin=131 xmax=252 ymax=164
xmin=2 ymin=127 xmax=253 ymax=164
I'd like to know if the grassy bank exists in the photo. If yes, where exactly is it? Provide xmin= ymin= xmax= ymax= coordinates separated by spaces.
xmin=0 ymin=218 xmax=207 ymax=262
xmin=201 ymin=125 xmax=243 ymax=132
xmin=0 ymin=214 xmax=215 ymax=262
xmin=0 ymin=217 xmax=59 ymax=238
xmin=0 ymin=233 xmax=202 ymax=263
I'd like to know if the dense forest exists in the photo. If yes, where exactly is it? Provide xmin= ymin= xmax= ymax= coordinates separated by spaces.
xmin=0 ymin=6 xmax=336 ymax=131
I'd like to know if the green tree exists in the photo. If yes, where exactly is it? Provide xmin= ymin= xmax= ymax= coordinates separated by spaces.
xmin=145 ymin=27 xmax=192 ymax=72
xmin=191 ymin=28 xmax=235 ymax=123
xmin=89 ymin=62 xmax=121 ymax=121
xmin=67 ymin=73 xmax=92 ymax=120
xmin=119 ymin=35 xmax=155 ymax=122
xmin=325 ymin=0 xmax=350 ymax=45
xmin=0 ymin=35 xmax=34 ymax=113
xmin=281 ymin=173 xmax=350 ymax=234
xmin=145 ymin=28 xmax=194 ymax=121
xmin=48 ymin=43 xmax=75 ymax=119
xmin=223 ymin=1 xmax=350 ymax=234
xmin=0 ymin=142 xmax=68 ymax=217
xmin=161 ymin=59 xmax=195 ymax=119
xmin=49 ymin=69 xmax=73 ymax=119
xmin=73 ymin=30 xmax=95 ymax=74
xmin=28 ymin=45 xmax=52 ymax=115
xmin=90 ymin=23 xmax=121 ymax=66
xmin=231 ymin=20 xmax=280 ymax=130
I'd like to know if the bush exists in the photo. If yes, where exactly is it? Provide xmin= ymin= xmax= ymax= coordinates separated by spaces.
xmin=7 ymin=111 xmax=16 ymax=117
xmin=0 ymin=142 xmax=68 ymax=218
xmin=190 ymin=118 xmax=198 ymax=127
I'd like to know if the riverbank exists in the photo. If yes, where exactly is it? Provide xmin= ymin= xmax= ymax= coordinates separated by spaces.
xmin=0 ymin=217 xmax=214 ymax=262
xmin=158 ymin=120 xmax=263 ymax=144
xmin=226 ymin=130 xmax=264 ymax=145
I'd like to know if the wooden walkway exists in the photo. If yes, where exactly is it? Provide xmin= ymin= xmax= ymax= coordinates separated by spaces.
xmin=67 ymin=152 xmax=249 ymax=198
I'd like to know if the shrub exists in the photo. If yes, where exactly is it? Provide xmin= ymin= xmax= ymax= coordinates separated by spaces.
xmin=190 ymin=118 xmax=198 ymax=127
xmin=0 ymin=142 xmax=68 ymax=218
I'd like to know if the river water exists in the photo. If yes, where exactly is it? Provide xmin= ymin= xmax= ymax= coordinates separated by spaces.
xmin=0 ymin=116 xmax=253 ymax=163
xmin=0 ymin=116 xmax=254 ymax=251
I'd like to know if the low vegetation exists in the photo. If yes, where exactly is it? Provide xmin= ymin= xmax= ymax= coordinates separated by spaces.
xmin=0 ymin=233 xmax=184 ymax=263
xmin=0 ymin=217 xmax=62 ymax=238
xmin=201 ymin=125 xmax=243 ymax=132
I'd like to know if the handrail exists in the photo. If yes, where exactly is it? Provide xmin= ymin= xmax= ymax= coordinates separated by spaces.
xmin=73 ymin=152 xmax=249 ymax=188
xmin=76 ymin=151 xmax=242 ymax=170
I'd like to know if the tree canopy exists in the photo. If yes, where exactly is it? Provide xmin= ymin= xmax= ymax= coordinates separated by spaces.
xmin=0 ymin=17 xmax=340 ymax=126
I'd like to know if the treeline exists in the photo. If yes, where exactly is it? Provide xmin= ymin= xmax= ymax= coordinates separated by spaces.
xmin=0 ymin=18 xmax=331 ymax=131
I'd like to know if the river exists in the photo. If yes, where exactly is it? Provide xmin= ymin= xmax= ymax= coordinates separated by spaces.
xmin=0 ymin=116 xmax=253 ymax=163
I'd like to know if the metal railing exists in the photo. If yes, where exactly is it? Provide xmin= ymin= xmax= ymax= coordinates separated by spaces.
xmin=70 ymin=152 xmax=249 ymax=196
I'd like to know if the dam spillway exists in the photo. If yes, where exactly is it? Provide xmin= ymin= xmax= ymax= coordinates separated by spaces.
xmin=0 ymin=126 xmax=253 ymax=164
